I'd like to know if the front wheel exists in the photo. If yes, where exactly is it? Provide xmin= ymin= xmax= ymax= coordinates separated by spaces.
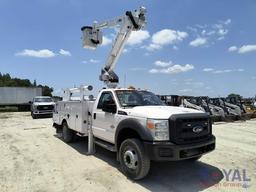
xmin=31 ymin=112 xmax=37 ymax=119
xmin=119 ymin=139 xmax=150 ymax=180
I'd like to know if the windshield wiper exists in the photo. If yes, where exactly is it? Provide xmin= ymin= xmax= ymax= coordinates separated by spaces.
xmin=122 ymin=104 xmax=140 ymax=107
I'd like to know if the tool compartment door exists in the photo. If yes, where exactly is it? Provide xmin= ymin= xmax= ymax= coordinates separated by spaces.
xmin=74 ymin=101 xmax=89 ymax=135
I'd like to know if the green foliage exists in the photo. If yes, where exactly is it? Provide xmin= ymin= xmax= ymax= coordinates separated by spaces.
xmin=227 ymin=93 xmax=242 ymax=99
xmin=0 ymin=106 xmax=18 ymax=113
xmin=37 ymin=84 xmax=53 ymax=97
xmin=0 ymin=73 xmax=53 ymax=96
xmin=0 ymin=73 xmax=32 ymax=87
xmin=33 ymin=79 xmax=37 ymax=86
xmin=52 ymin=96 xmax=62 ymax=102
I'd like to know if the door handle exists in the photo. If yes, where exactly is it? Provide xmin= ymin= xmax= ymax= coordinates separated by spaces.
xmin=93 ymin=113 xmax=96 ymax=119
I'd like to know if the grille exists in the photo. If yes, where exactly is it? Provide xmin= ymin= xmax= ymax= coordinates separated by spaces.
xmin=169 ymin=115 xmax=211 ymax=144
xmin=37 ymin=105 xmax=54 ymax=111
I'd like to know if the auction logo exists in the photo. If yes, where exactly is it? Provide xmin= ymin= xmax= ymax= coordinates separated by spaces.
xmin=199 ymin=168 xmax=251 ymax=189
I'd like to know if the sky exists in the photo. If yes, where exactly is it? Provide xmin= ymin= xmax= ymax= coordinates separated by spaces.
xmin=0 ymin=0 xmax=256 ymax=97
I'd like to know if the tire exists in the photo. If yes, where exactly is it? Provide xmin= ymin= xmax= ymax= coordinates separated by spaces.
xmin=31 ymin=112 xmax=37 ymax=119
xmin=62 ymin=122 xmax=74 ymax=143
xmin=119 ymin=138 xmax=150 ymax=180
xmin=188 ymin=155 xmax=202 ymax=161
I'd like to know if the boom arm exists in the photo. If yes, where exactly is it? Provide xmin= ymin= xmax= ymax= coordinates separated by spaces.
xmin=81 ymin=7 xmax=146 ymax=88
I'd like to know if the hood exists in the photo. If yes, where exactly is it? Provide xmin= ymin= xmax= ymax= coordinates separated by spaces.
xmin=33 ymin=102 xmax=55 ymax=106
xmin=123 ymin=106 xmax=204 ymax=119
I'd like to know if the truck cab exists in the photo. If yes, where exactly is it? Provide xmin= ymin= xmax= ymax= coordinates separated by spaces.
xmin=31 ymin=96 xmax=55 ymax=119
xmin=94 ymin=88 xmax=215 ymax=157
xmin=53 ymin=88 xmax=215 ymax=180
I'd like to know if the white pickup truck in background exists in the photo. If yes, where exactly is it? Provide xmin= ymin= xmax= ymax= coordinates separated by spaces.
xmin=53 ymin=86 xmax=215 ymax=180
xmin=31 ymin=96 xmax=55 ymax=119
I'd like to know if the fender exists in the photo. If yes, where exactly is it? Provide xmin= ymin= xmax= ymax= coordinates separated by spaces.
xmin=115 ymin=118 xmax=153 ymax=145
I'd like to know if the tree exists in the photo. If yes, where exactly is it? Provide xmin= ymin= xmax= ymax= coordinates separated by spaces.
xmin=38 ymin=85 xmax=53 ymax=96
xmin=33 ymin=79 xmax=37 ymax=87
xmin=227 ymin=93 xmax=242 ymax=99
xmin=0 ymin=72 xmax=53 ymax=96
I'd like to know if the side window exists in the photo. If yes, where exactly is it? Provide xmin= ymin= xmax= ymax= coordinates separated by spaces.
xmin=97 ymin=92 xmax=115 ymax=109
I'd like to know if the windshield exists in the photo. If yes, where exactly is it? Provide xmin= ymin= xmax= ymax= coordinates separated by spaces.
xmin=115 ymin=90 xmax=165 ymax=107
xmin=34 ymin=98 xmax=53 ymax=102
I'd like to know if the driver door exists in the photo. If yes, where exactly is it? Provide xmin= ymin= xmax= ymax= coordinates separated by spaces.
xmin=92 ymin=91 xmax=117 ymax=143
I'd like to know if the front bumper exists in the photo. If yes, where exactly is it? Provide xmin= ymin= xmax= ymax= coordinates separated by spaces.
xmin=144 ymin=136 xmax=215 ymax=161
xmin=32 ymin=110 xmax=54 ymax=115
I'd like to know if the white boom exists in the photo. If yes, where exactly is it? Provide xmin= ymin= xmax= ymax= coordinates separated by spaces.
xmin=81 ymin=7 xmax=147 ymax=88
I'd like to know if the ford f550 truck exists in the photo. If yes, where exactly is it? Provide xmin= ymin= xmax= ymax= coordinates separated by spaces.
xmin=53 ymin=7 xmax=215 ymax=180
xmin=53 ymin=87 xmax=215 ymax=180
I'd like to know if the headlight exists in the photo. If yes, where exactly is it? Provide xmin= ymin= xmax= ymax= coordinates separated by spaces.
xmin=146 ymin=119 xmax=169 ymax=141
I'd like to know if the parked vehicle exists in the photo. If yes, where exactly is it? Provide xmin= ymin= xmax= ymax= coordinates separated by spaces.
xmin=53 ymin=86 xmax=215 ymax=180
xmin=159 ymin=95 xmax=225 ymax=122
xmin=209 ymin=98 xmax=242 ymax=121
xmin=31 ymin=96 xmax=55 ymax=119
xmin=53 ymin=7 xmax=215 ymax=180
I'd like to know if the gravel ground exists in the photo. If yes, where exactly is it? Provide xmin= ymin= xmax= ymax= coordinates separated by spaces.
xmin=0 ymin=112 xmax=255 ymax=192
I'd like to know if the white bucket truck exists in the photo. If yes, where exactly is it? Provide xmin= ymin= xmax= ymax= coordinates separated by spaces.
xmin=53 ymin=7 xmax=215 ymax=180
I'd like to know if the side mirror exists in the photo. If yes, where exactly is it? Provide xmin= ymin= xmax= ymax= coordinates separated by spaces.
xmin=102 ymin=101 xmax=117 ymax=113
xmin=28 ymin=101 xmax=32 ymax=104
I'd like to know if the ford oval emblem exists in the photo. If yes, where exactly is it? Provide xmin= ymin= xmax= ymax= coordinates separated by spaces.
xmin=192 ymin=126 xmax=203 ymax=133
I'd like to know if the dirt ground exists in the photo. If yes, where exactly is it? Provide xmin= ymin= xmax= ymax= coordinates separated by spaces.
xmin=0 ymin=112 xmax=255 ymax=192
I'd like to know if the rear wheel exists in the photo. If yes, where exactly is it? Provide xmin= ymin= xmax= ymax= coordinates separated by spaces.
xmin=62 ymin=122 xmax=74 ymax=143
xmin=119 ymin=138 xmax=150 ymax=180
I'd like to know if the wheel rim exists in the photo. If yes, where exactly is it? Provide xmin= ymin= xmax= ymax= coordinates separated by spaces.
xmin=123 ymin=148 xmax=138 ymax=170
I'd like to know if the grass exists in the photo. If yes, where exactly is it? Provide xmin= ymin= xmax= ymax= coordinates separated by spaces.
xmin=0 ymin=106 xmax=18 ymax=112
